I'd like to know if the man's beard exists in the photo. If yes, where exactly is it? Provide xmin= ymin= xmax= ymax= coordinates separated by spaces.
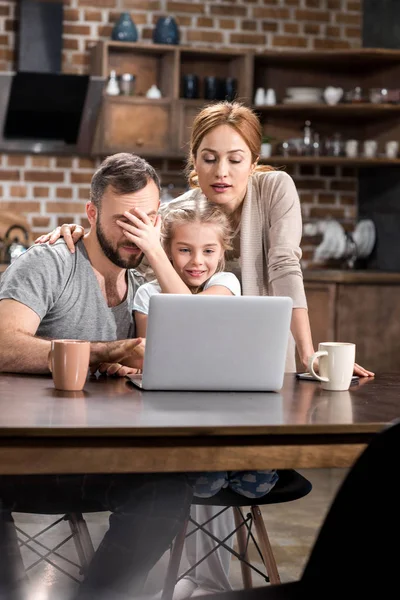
xmin=96 ymin=219 xmax=143 ymax=269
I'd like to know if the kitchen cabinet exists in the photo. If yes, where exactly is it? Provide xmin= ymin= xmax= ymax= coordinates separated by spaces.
xmin=90 ymin=43 xmax=400 ymax=165
xmin=303 ymin=271 xmax=400 ymax=373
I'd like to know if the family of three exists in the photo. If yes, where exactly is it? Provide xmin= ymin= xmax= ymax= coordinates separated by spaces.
xmin=0 ymin=101 xmax=373 ymax=600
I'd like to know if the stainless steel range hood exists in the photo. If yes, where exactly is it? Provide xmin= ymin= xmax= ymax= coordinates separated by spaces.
xmin=0 ymin=71 xmax=104 ymax=155
xmin=0 ymin=0 xmax=105 ymax=155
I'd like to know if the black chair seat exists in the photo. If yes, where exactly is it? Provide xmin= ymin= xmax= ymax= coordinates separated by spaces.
xmin=192 ymin=469 xmax=312 ymax=507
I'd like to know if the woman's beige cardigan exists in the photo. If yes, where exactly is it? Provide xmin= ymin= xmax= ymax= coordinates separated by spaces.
xmin=160 ymin=170 xmax=308 ymax=372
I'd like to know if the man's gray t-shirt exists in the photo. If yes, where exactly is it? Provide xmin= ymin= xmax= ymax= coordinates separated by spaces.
xmin=0 ymin=240 xmax=144 ymax=341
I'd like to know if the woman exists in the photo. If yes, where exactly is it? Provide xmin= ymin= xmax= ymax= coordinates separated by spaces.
xmin=36 ymin=101 xmax=373 ymax=597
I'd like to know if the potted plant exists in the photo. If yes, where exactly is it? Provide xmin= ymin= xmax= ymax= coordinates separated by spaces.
xmin=261 ymin=135 xmax=275 ymax=158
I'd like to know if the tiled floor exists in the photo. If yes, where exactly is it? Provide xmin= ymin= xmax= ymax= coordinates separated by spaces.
xmin=13 ymin=469 xmax=346 ymax=600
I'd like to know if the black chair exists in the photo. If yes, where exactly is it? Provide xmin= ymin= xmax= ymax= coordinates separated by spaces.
xmin=162 ymin=470 xmax=312 ymax=600
xmin=193 ymin=420 xmax=400 ymax=600
xmin=14 ymin=510 xmax=95 ymax=582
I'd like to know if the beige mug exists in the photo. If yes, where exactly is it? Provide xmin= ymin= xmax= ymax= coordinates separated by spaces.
xmin=308 ymin=342 xmax=356 ymax=391
xmin=48 ymin=340 xmax=90 ymax=391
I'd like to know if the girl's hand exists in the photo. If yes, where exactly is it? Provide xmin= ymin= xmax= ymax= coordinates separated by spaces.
xmin=35 ymin=223 xmax=84 ymax=253
xmin=354 ymin=362 xmax=374 ymax=377
xmin=117 ymin=209 xmax=162 ymax=259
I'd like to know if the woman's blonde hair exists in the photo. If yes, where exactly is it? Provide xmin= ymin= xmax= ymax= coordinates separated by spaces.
xmin=187 ymin=101 xmax=275 ymax=188
xmin=161 ymin=197 xmax=233 ymax=283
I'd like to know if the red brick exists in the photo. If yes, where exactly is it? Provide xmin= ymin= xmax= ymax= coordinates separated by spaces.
xmin=347 ymin=1 xmax=361 ymax=10
xmin=33 ymin=186 xmax=50 ymax=197
xmin=71 ymin=172 xmax=93 ymax=184
xmin=262 ymin=22 xmax=278 ymax=32
xmin=296 ymin=179 xmax=327 ymax=190
xmin=72 ymin=53 xmax=90 ymax=66
xmin=5 ymin=19 xmax=16 ymax=32
xmin=47 ymin=202 xmax=85 ymax=213
xmin=56 ymin=187 xmax=73 ymax=199
xmin=317 ymin=193 xmax=336 ymax=204
xmin=7 ymin=155 xmax=26 ymax=167
xmin=56 ymin=158 xmax=73 ymax=168
xmin=272 ymin=35 xmax=308 ymax=48
xmin=57 ymin=216 xmax=75 ymax=227
xmin=64 ymin=24 xmax=91 ymax=36
xmin=84 ymin=10 xmax=103 ymax=21
xmin=0 ymin=48 xmax=14 ymax=61
xmin=230 ymin=33 xmax=266 ymax=45
xmin=32 ymin=217 xmax=50 ymax=228
xmin=24 ymin=171 xmax=64 ymax=183
xmin=219 ymin=19 xmax=236 ymax=29
xmin=187 ymin=31 xmax=223 ymax=43
xmin=309 ymin=206 xmax=345 ymax=219
xmin=197 ymin=17 xmax=213 ymax=28
xmin=175 ymin=16 xmax=192 ymax=26
xmin=0 ymin=201 xmax=40 ymax=212
xmin=79 ymin=188 xmax=91 ymax=200
xmin=314 ymin=38 xmax=351 ymax=49
xmin=327 ymin=0 xmax=341 ymax=8
xmin=346 ymin=26 xmax=361 ymax=38
xmin=295 ymin=9 xmax=330 ymax=22
xmin=0 ymin=6 xmax=9 ymax=16
xmin=335 ymin=13 xmax=361 ymax=25
xmin=330 ymin=180 xmax=357 ymax=191
xmin=339 ymin=194 xmax=357 ymax=205
xmin=123 ymin=0 xmax=160 ymax=8
xmin=168 ymin=1 xmax=206 ymax=14
xmin=31 ymin=157 xmax=51 ymax=168
xmin=304 ymin=23 xmax=321 ymax=35
xmin=63 ymin=39 xmax=80 ymax=51
xmin=64 ymin=8 xmax=80 ymax=21
xmin=10 ymin=185 xmax=27 ymax=197
xmin=0 ymin=169 xmax=20 ymax=181
xmin=326 ymin=26 xmax=341 ymax=37
xmin=80 ymin=217 xmax=90 ymax=228
xmin=78 ymin=159 xmax=96 ymax=169
xmin=253 ymin=7 xmax=290 ymax=18
xmin=97 ymin=25 xmax=113 ymax=37
xmin=77 ymin=0 xmax=117 ymax=6
xmin=210 ymin=5 xmax=247 ymax=17
xmin=242 ymin=20 xmax=257 ymax=31
xmin=0 ymin=34 xmax=9 ymax=45
xmin=305 ymin=0 xmax=320 ymax=6
xmin=284 ymin=23 xmax=299 ymax=34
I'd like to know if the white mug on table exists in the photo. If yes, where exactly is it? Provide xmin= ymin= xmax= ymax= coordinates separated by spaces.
xmin=308 ymin=342 xmax=356 ymax=391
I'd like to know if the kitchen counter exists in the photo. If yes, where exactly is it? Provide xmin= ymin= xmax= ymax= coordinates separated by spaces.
xmin=303 ymin=269 xmax=400 ymax=284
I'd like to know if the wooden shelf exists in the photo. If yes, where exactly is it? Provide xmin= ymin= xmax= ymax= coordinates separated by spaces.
xmin=260 ymin=156 xmax=400 ymax=166
xmin=254 ymin=103 xmax=400 ymax=117
xmin=254 ymin=48 xmax=400 ymax=67
xmin=104 ymin=96 xmax=172 ymax=105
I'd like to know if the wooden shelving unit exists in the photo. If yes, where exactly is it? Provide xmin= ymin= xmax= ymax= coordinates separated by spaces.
xmin=90 ymin=43 xmax=400 ymax=163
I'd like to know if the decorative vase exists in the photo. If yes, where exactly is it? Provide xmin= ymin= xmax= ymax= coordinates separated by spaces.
xmin=111 ymin=12 xmax=138 ymax=42
xmin=153 ymin=16 xmax=180 ymax=45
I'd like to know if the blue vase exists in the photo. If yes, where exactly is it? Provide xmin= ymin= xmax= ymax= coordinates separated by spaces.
xmin=153 ymin=16 xmax=180 ymax=45
xmin=111 ymin=12 xmax=138 ymax=42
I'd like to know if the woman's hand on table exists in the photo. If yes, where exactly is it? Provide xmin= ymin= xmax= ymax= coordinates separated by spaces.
xmin=35 ymin=223 xmax=84 ymax=253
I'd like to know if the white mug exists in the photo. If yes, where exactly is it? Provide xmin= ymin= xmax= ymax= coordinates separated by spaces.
xmin=254 ymin=87 xmax=265 ymax=106
xmin=345 ymin=139 xmax=358 ymax=158
xmin=363 ymin=140 xmax=377 ymax=158
xmin=308 ymin=342 xmax=356 ymax=391
xmin=385 ymin=140 xmax=399 ymax=159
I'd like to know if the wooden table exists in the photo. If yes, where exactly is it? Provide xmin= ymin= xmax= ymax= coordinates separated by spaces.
xmin=0 ymin=373 xmax=399 ymax=475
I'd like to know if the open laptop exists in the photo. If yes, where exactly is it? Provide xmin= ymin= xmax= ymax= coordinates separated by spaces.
xmin=128 ymin=295 xmax=293 ymax=392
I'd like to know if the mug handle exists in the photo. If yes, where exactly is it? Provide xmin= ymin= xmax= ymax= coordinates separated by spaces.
xmin=47 ymin=349 xmax=53 ymax=373
xmin=308 ymin=350 xmax=329 ymax=382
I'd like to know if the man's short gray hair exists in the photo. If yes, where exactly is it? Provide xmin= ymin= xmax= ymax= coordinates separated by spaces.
xmin=90 ymin=153 xmax=161 ymax=209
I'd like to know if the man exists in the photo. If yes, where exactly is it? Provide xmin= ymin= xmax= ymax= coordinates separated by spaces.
xmin=0 ymin=153 xmax=193 ymax=599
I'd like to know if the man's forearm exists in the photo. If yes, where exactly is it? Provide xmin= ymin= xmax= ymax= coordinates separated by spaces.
xmin=0 ymin=332 xmax=51 ymax=374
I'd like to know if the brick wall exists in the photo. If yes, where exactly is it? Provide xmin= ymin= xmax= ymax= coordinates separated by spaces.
xmin=0 ymin=0 xmax=362 ymax=265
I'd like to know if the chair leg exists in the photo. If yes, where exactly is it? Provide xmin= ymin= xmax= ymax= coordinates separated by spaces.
xmin=251 ymin=506 xmax=281 ymax=585
xmin=162 ymin=517 xmax=189 ymax=600
xmin=233 ymin=508 xmax=253 ymax=589
xmin=67 ymin=513 xmax=95 ymax=574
